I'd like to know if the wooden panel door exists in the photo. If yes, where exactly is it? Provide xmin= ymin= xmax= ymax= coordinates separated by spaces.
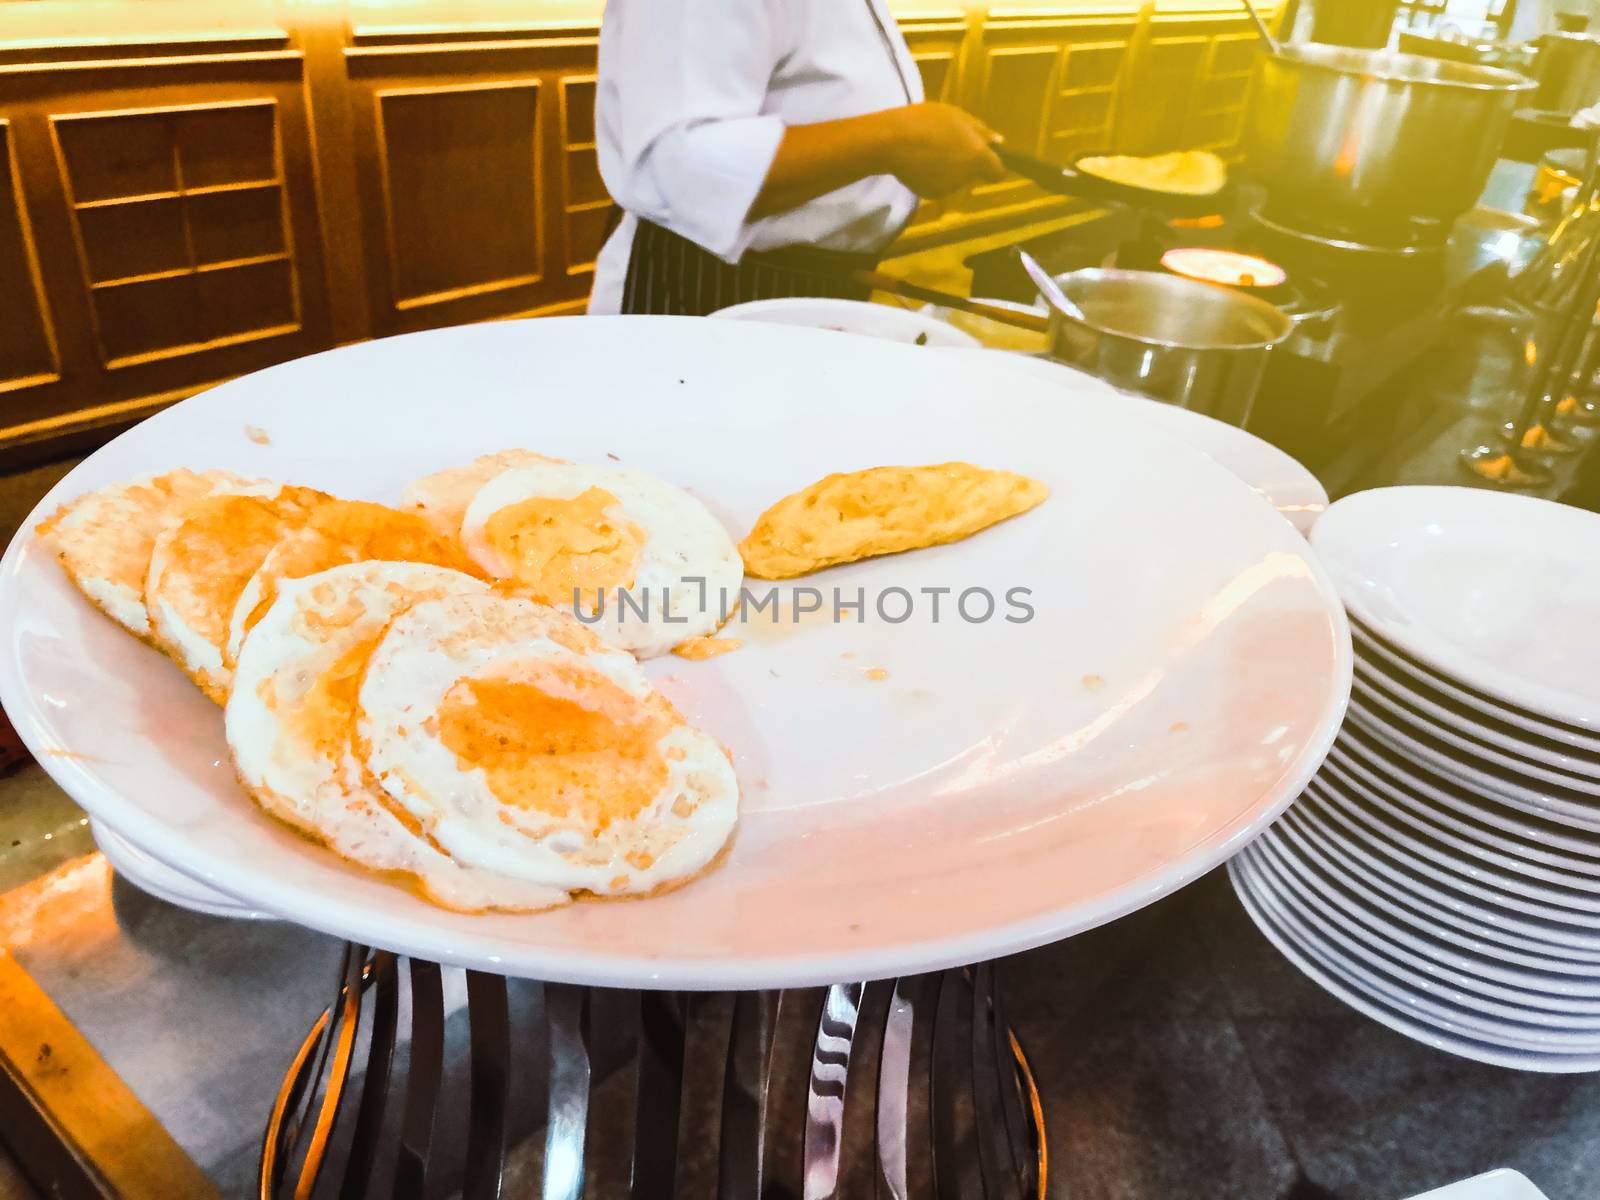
xmin=343 ymin=32 xmax=601 ymax=335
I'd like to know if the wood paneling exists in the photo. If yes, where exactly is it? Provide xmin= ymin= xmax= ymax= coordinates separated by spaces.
xmin=52 ymin=100 xmax=300 ymax=369
xmin=0 ymin=120 xmax=60 ymax=395
xmin=0 ymin=1 xmax=1277 ymax=458
xmin=376 ymin=82 xmax=544 ymax=308
xmin=1118 ymin=14 xmax=1266 ymax=154
xmin=343 ymin=32 xmax=598 ymax=334
xmin=559 ymin=74 xmax=609 ymax=277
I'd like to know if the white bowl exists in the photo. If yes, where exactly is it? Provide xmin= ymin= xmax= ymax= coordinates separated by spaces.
xmin=1270 ymin=813 xmax=1600 ymax=976
xmin=1352 ymin=621 xmax=1600 ymax=754
xmin=1232 ymin=855 xmax=1600 ymax=1070
xmin=920 ymin=299 xmax=1054 ymax=353
xmin=709 ymin=296 xmax=981 ymax=348
xmin=1404 ymin=1169 xmax=1550 ymax=1200
xmin=1308 ymin=772 xmax=1600 ymax=915
xmin=1353 ymin=652 xmax=1600 ymax=781
xmin=1346 ymin=704 xmax=1600 ymax=834
xmin=1238 ymin=851 xmax=1600 ymax=1045
xmin=1325 ymin=740 xmax=1600 ymax=878
xmin=1252 ymin=817 xmax=1600 ymax=1004
xmin=1313 ymin=487 xmax=1600 ymax=729
xmin=92 ymin=820 xmax=274 ymax=920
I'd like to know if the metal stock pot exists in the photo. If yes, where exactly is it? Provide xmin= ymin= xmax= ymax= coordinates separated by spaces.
xmin=1045 ymin=269 xmax=1294 ymax=428
xmin=1246 ymin=45 xmax=1536 ymax=234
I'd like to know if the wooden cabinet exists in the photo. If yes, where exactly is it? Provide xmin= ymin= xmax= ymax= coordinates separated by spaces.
xmin=0 ymin=1 xmax=1275 ymax=458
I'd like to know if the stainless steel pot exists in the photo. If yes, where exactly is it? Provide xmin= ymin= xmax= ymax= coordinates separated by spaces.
xmin=1044 ymin=269 xmax=1294 ymax=427
xmin=1246 ymin=45 xmax=1536 ymax=235
xmin=1533 ymin=31 xmax=1600 ymax=114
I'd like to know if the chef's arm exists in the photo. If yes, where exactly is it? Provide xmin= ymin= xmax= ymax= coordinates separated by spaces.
xmin=748 ymin=103 xmax=1008 ymax=220
xmin=599 ymin=2 xmax=1006 ymax=261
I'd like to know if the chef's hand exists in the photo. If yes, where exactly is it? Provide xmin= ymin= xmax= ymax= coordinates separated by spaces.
xmin=749 ymin=103 xmax=1007 ymax=220
xmin=885 ymin=103 xmax=1008 ymax=198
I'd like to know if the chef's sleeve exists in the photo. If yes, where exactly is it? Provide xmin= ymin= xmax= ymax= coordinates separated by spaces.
xmin=595 ymin=0 xmax=787 ymax=263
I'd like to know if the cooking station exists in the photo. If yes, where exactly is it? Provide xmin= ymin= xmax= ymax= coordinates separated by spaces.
xmin=966 ymin=184 xmax=1494 ymax=490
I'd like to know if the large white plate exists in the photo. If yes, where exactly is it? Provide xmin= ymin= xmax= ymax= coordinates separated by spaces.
xmin=1313 ymin=487 xmax=1600 ymax=729
xmin=92 ymin=820 xmax=275 ymax=921
xmin=0 ymin=317 xmax=1350 ymax=988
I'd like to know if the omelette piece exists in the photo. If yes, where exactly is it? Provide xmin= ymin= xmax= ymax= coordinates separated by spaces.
xmin=146 ymin=486 xmax=331 ymax=703
xmin=401 ymin=450 xmax=566 ymax=539
xmin=36 ymin=470 xmax=270 ymax=639
xmin=226 ymin=499 xmax=472 ymax=666
xmin=1076 ymin=150 xmax=1227 ymax=197
xmin=739 ymin=463 xmax=1049 ymax=580
xmin=227 ymin=561 xmax=567 ymax=913
xmin=459 ymin=464 xmax=743 ymax=658
xmin=357 ymin=591 xmax=739 ymax=898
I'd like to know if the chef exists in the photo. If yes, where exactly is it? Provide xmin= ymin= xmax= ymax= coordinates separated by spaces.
xmin=588 ymin=0 xmax=1008 ymax=316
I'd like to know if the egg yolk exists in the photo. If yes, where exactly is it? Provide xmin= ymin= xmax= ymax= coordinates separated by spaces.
xmin=437 ymin=660 xmax=673 ymax=833
xmin=282 ymin=632 xmax=382 ymax=763
xmin=482 ymin=488 xmax=644 ymax=612
xmin=162 ymin=489 xmax=324 ymax=649
xmin=244 ymin=501 xmax=466 ymax=636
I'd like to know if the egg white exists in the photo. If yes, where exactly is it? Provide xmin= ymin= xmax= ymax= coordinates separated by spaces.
xmin=400 ymin=449 xmax=564 ymax=538
xmin=356 ymin=591 xmax=739 ymax=896
xmin=40 ymin=470 xmax=270 ymax=639
xmin=459 ymin=464 xmax=743 ymax=657
xmin=146 ymin=487 xmax=328 ymax=702
xmin=226 ymin=561 xmax=569 ymax=913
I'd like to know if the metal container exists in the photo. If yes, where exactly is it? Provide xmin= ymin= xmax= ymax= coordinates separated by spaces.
xmin=1533 ymin=32 xmax=1600 ymax=114
xmin=1246 ymin=45 xmax=1536 ymax=237
xmin=1044 ymin=269 xmax=1294 ymax=427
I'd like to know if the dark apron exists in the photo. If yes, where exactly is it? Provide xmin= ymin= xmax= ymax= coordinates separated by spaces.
xmin=618 ymin=218 xmax=880 ymax=316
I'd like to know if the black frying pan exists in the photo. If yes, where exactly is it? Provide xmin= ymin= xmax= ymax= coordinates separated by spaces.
xmin=996 ymin=146 xmax=1231 ymax=220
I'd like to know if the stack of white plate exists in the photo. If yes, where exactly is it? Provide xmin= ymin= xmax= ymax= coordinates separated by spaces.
xmin=1230 ymin=486 xmax=1600 ymax=1072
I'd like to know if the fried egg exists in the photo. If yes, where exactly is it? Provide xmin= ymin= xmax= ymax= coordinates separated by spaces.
xmin=459 ymin=464 xmax=743 ymax=657
xmin=36 ymin=470 xmax=269 ymax=639
xmin=401 ymin=449 xmax=565 ymax=539
xmin=226 ymin=499 xmax=472 ymax=666
xmin=146 ymin=486 xmax=330 ymax=703
xmin=226 ymin=561 xmax=567 ymax=913
xmin=356 ymin=591 xmax=739 ymax=897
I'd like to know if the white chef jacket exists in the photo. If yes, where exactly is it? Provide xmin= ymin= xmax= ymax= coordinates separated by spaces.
xmin=588 ymin=0 xmax=925 ymax=314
